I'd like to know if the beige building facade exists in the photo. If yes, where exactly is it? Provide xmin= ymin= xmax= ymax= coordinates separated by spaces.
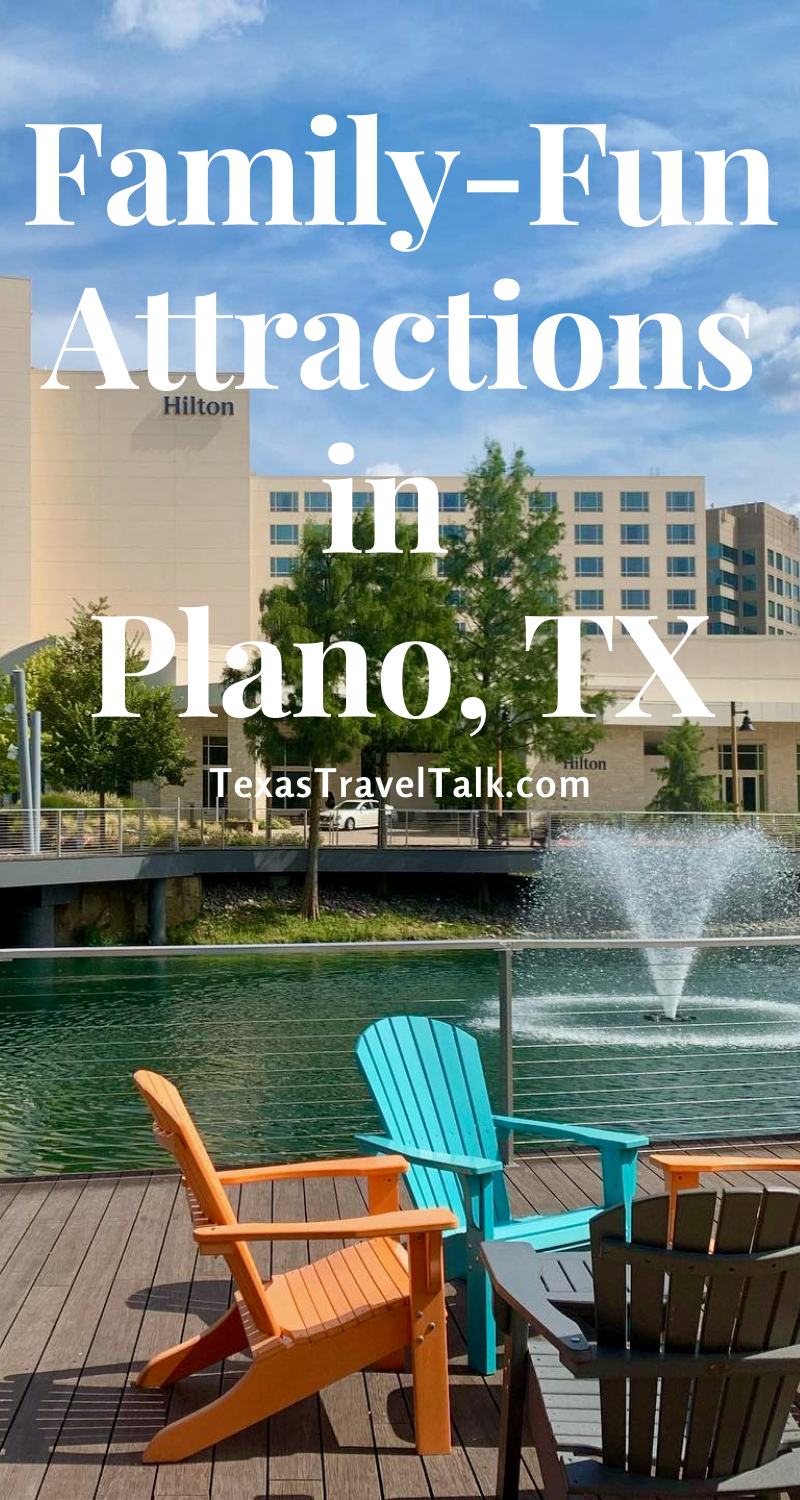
xmin=706 ymin=502 xmax=800 ymax=638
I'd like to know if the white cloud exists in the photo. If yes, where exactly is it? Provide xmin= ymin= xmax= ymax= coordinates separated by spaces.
xmin=717 ymin=293 xmax=800 ymax=411
xmin=107 ymin=0 xmax=266 ymax=50
xmin=364 ymin=462 xmax=410 ymax=477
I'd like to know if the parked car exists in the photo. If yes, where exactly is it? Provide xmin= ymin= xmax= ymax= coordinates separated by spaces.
xmin=321 ymin=798 xmax=395 ymax=831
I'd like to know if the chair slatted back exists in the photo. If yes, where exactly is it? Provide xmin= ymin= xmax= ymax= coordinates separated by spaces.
xmin=356 ymin=1016 xmax=511 ymax=1228
xmin=134 ymin=1070 xmax=279 ymax=1338
xmin=589 ymin=1188 xmax=800 ymax=1481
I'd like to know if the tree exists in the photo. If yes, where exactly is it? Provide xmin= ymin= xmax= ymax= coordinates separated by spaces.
xmin=0 ymin=675 xmax=18 ymax=798
xmin=25 ymin=601 xmax=193 ymax=806
xmin=236 ymin=530 xmax=369 ymax=920
xmin=349 ymin=514 xmax=460 ymax=847
xmin=444 ymin=440 xmax=608 ymax=841
xmin=647 ymin=719 xmax=719 ymax=811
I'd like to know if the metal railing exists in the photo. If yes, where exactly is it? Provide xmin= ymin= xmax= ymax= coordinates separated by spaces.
xmin=3 ymin=805 xmax=800 ymax=859
xmin=3 ymin=933 xmax=800 ymax=1172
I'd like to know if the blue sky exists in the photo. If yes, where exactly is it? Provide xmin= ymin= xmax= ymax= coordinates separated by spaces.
xmin=3 ymin=0 xmax=800 ymax=505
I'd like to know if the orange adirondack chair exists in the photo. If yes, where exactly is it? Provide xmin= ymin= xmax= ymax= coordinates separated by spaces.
xmin=651 ymin=1150 xmax=800 ymax=1235
xmin=132 ymin=1069 xmax=457 ymax=1464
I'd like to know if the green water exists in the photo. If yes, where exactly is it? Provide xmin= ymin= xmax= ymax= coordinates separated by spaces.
xmin=2 ymin=945 xmax=800 ymax=1176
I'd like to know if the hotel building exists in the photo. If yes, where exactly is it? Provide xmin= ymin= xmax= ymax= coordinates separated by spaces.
xmin=3 ymin=272 xmax=800 ymax=815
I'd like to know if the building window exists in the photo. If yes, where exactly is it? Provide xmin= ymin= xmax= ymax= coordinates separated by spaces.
xmin=742 ymin=601 xmax=758 ymax=617
xmin=777 ymin=603 xmax=785 ymax=621
xmin=270 ymin=524 xmax=299 ymax=545
xmin=768 ymin=575 xmax=775 ymax=592
xmin=531 ymin=490 xmax=558 ymax=511
xmin=621 ymin=589 xmax=650 ymax=609
xmin=666 ymin=491 xmax=695 ymax=511
xmin=574 ymin=491 xmax=603 ymax=512
xmin=709 ymin=621 xmax=739 ymax=635
xmin=709 ymin=569 xmax=739 ymax=590
xmin=439 ymin=491 xmax=466 ymax=511
xmin=575 ymin=588 xmax=604 ymax=608
xmin=776 ymin=552 xmax=784 ymax=569
xmin=707 ymin=541 xmax=739 ymax=563
xmin=202 ymin=734 xmax=229 ymax=809
xmin=397 ymin=489 xmax=418 ymax=511
xmin=742 ymin=575 xmax=757 ymax=591
xmin=719 ymin=742 xmax=765 ymax=811
xmin=768 ymin=600 xmax=776 ymax=618
xmin=707 ymin=594 xmax=738 ymax=615
xmin=353 ymin=491 xmax=372 ymax=511
xmin=270 ymin=556 xmax=298 ymax=577
xmin=667 ymin=621 xmax=688 ymax=635
xmin=575 ymin=556 xmax=603 ymax=577
xmin=575 ymin=524 xmax=603 ymax=544
xmin=667 ymin=524 xmax=695 ymax=544
xmin=668 ymin=556 xmax=696 ymax=577
xmin=669 ymin=589 xmax=696 ymax=609
xmin=304 ymin=491 xmax=331 ymax=512
xmin=581 ymin=621 xmax=603 ymax=635
xmin=621 ymin=556 xmax=649 ymax=577
xmin=777 ymin=577 xmax=785 ymax=596
xmin=270 ymin=490 xmax=298 ymax=512
xmin=768 ymin=549 xmax=775 ymax=566
xmin=620 ymin=491 xmax=649 ymax=511
xmin=742 ymin=548 xmax=757 ymax=565
xmin=620 ymin=524 xmax=649 ymax=545
xmin=441 ymin=524 xmax=466 ymax=542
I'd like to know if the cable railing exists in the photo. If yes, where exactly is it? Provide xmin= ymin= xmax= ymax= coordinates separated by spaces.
xmin=2 ymin=933 xmax=800 ymax=1173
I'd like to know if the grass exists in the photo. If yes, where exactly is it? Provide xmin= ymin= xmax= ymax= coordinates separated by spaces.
xmin=169 ymin=902 xmax=489 ymax=945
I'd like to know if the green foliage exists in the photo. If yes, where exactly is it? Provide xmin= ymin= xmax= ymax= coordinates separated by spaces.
xmin=0 ymin=674 xmax=17 ymax=797
xmin=25 ymin=600 xmax=193 ymax=802
xmin=647 ymin=720 xmax=720 ymax=811
xmin=444 ymin=440 xmax=609 ymax=801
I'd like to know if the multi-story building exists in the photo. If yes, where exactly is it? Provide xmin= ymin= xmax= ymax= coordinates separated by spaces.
xmin=706 ymin=503 xmax=800 ymax=637
xmin=255 ymin=473 xmax=707 ymax=637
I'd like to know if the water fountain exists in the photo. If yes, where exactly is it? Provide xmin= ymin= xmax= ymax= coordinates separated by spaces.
xmin=526 ymin=818 xmax=796 ymax=1023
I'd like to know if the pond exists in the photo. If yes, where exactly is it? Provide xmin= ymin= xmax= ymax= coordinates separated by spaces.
xmin=2 ymin=944 xmax=800 ymax=1176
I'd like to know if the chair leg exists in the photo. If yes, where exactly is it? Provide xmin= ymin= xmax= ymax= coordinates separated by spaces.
xmin=466 ymin=1251 xmax=496 ymax=1376
xmin=135 ymin=1301 xmax=248 ymax=1389
xmin=142 ymin=1357 xmax=273 ymax=1463
xmin=409 ymin=1232 xmax=452 ymax=1455
xmin=497 ymin=1312 xmax=529 ymax=1500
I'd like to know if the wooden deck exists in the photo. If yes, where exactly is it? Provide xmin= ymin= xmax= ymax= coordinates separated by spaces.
xmin=1 ymin=1139 xmax=800 ymax=1499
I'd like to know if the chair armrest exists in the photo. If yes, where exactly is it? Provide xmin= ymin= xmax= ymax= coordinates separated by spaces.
xmin=650 ymin=1152 xmax=800 ymax=1176
xmin=357 ymin=1132 xmax=503 ymax=1177
xmin=480 ymin=1241 xmax=592 ymax=1363
xmin=194 ymin=1206 xmax=459 ymax=1250
xmin=492 ymin=1115 xmax=649 ymax=1151
xmin=217 ymin=1154 xmax=409 ymax=1186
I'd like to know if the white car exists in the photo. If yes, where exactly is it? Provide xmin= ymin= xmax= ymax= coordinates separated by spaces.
xmin=322 ymin=798 xmax=395 ymax=831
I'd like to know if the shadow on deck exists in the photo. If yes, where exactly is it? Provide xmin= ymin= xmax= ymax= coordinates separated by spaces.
xmin=1 ymin=1138 xmax=799 ymax=1499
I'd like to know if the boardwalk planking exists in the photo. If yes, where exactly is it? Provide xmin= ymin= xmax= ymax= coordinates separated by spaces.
xmin=0 ymin=1140 xmax=799 ymax=1499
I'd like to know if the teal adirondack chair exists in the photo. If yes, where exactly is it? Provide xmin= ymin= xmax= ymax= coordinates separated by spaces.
xmin=355 ymin=1015 xmax=648 ymax=1375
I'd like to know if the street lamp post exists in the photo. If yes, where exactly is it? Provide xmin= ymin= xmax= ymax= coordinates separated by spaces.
xmin=729 ymin=701 xmax=755 ymax=815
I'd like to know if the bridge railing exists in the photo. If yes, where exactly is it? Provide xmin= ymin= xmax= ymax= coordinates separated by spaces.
xmin=2 ymin=805 xmax=800 ymax=858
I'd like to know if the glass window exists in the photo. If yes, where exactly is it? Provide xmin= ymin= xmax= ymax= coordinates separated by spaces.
xmin=786 ymin=557 xmax=793 ymax=574
xmin=742 ymin=602 xmax=758 ymax=617
xmin=531 ymin=490 xmax=558 ymax=511
xmin=439 ymin=491 xmax=466 ymax=511
xmin=621 ymin=589 xmax=650 ymax=609
xmin=667 ymin=524 xmax=695 ymax=544
xmin=620 ymin=491 xmax=649 ymax=511
xmin=777 ymin=603 xmax=785 ymax=621
xmin=270 ymin=490 xmax=298 ymax=512
xmin=441 ymin=524 xmax=466 ymax=542
xmin=709 ymin=569 xmax=739 ymax=590
xmin=742 ymin=549 xmax=757 ymax=566
xmin=776 ymin=552 xmax=784 ymax=569
xmin=668 ymin=556 xmax=696 ymax=577
xmin=397 ymin=489 xmax=418 ymax=511
xmin=795 ymin=560 xmax=799 ymax=578
xmin=768 ymin=549 xmax=775 ymax=566
xmin=575 ymin=557 xmax=603 ymax=577
xmin=575 ymin=588 xmax=604 ymax=608
xmin=666 ymin=491 xmax=695 ymax=511
xmin=202 ymin=734 xmax=229 ymax=808
xmin=667 ymin=621 xmax=688 ymax=635
xmin=669 ymin=588 xmax=697 ymax=609
xmin=768 ymin=600 xmax=776 ymax=617
xmin=574 ymin=491 xmax=603 ymax=512
xmin=581 ymin=621 xmax=603 ymax=635
xmin=707 ymin=595 xmax=738 ymax=615
xmin=620 ymin=524 xmax=649 ymax=545
xmin=304 ymin=491 xmax=331 ymax=512
xmin=707 ymin=541 xmax=739 ymax=563
xmin=270 ymin=556 xmax=298 ymax=577
xmin=621 ymin=556 xmax=649 ymax=577
xmin=270 ymin=524 xmax=299 ymax=545
xmin=353 ymin=491 xmax=371 ymax=511
xmin=777 ymin=577 xmax=784 ymax=596
xmin=768 ymin=575 xmax=775 ymax=592
xmin=574 ymin=524 xmax=603 ymax=544
xmin=742 ymin=575 xmax=757 ymax=591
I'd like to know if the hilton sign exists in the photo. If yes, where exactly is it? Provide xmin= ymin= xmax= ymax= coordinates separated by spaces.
xmin=162 ymin=395 xmax=235 ymax=416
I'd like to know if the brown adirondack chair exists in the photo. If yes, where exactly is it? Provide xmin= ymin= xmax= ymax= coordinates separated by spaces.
xmin=483 ymin=1189 xmax=800 ymax=1500
xmin=132 ymin=1069 xmax=457 ymax=1464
